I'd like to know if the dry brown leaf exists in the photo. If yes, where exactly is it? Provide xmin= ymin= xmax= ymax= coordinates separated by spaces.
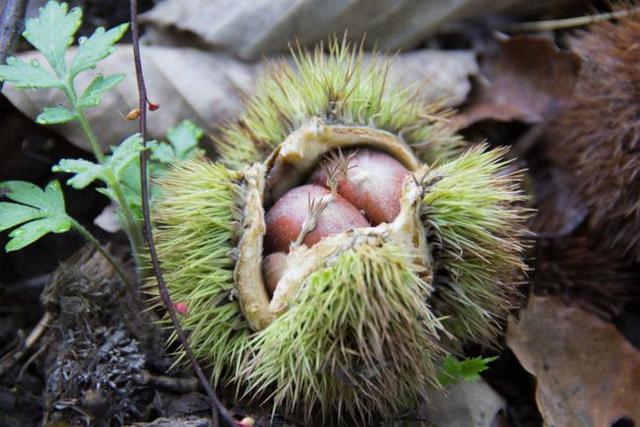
xmin=454 ymin=35 xmax=581 ymax=128
xmin=382 ymin=50 xmax=478 ymax=108
xmin=507 ymin=296 xmax=640 ymax=427
xmin=2 ymin=46 xmax=477 ymax=152
xmin=140 ymin=0 xmax=574 ymax=61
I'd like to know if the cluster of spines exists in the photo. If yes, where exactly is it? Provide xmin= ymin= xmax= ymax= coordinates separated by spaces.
xmin=421 ymin=145 xmax=529 ymax=344
xmin=147 ymin=160 xmax=250 ymax=381
xmin=215 ymin=38 xmax=463 ymax=169
xmin=149 ymin=41 xmax=530 ymax=422
xmin=239 ymin=243 xmax=446 ymax=422
xmin=546 ymin=13 xmax=640 ymax=261
xmin=532 ymin=233 xmax=637 ymax=319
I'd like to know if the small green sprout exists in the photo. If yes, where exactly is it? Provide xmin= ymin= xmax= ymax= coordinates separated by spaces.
xmin=0 ymin=1 xmax=128 ymax=127
xmin=150 ymin=120 xmax=205 ymax=165
xmin=437 ymin=355 xmax=498 ymax=387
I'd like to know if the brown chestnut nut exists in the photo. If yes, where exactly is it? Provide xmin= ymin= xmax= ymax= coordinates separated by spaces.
xmin=264 ymin=184 xmax=369 ymax=253
xmin=310 ymin=148 xmax=410 ymax=225
xmin=262 ymin=252 xmax=287 ymax=296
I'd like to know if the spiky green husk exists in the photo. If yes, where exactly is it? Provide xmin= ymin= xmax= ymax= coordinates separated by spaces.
xmin=239 ymin=243 xmax=445 ymax=422
xmin=148 ymin=160 xmax=250 ymax=381
xmin=149 ymin=40 xmax=530 ymax=422
xmin=216 ymin=39 xmax=462 ymax=169
xmin=421 ymin=145 xmax=529 ymax=344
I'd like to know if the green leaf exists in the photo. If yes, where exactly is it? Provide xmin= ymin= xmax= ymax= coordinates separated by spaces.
xmin=53 ymin=158 xmax=103 ymax=189
xmin=43 ymin=180 xmax=67 ymax=212
xmin=438 ymin=355 xmax=497 ymax=387
xmin=0 ymin=203 xmax=44 ymax=232
xmin=0 ymin=180 xmax=72 ymax=252
xmin=70 ymin=23 xmax=128 ymax=77
xmin=150 ymin=120 xmax=205 ymax=165
xmin=79 ymin=74 xmax=124 ymax=108
xmin=1 ymin=2 xmax=126 ymax=117
xmin=166 ymin=120 xmax=204 ymax=161
xmin=121 ymin=161 xmax=145 ymax=213
xmin=6 ymin=216 xmax=71 ymax=251
xmin=147 ymin=141 xmax=174 ymax=164
xmin=23 ymin=1 xmax=82 ymax=76
xmin=36 ymin=106 xmax=77 ymax=124
xmin=53 ymin=134 xmax=143 ymax=190
xmin=109 ymin=134 xmax=144 ymax=176
xmin=0 ymin=57 xmax=62 ymax=88
xmin=1 ymin=181 xmax=56 ymax=210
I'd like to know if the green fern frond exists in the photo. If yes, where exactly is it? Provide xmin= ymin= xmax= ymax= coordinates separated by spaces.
xmin=239 ymin=242 xmax=446 ymax=422
xmin=422 ymin=145 xmax=530 ymax=344
xmin=148 ymin=159 xmax=250 ymax=382
xmin=215 ymin=38 xmax=463 ymax=169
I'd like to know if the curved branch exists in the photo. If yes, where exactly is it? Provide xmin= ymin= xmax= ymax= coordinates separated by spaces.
xmin=128 ymin=1 xmax=237 ymax=426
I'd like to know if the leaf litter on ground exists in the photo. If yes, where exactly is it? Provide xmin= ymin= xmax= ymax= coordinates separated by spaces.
xmin=453 ymin=35 xmax=581 ymax=129
xmin=2 ymin=47 xmax=478 ymax=152
xmin=139 ymin=0 xmax=576 ymax=61
xmin=507 ymin=296 xmax=640 ymax=427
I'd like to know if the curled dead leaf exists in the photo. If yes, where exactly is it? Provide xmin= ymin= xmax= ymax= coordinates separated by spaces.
xmin=454 ymin=35 xmax=581 ymax=129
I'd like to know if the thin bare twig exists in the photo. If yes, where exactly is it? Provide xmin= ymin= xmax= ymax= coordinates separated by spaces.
xmin=0 ymin=0 xmax=27 ymax=89
xmin=502 ymin=6 xmax=640 ymax=32
xmin=17 ymin=343 xmax=47 ymax=382
xmin=136 ymin=370 xmax=200 ymax=393
xmin=128 ymin=2 xmax=236 ymax=426
xmin=0 ymin=312 xmax=51 ymax=378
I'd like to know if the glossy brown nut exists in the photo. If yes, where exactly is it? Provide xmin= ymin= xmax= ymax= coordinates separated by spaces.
xmin=262 ymin=252 xmax=287 ymax=296
xmin=264 ymin=184 xmax=369 ymax=253
xmin=310 ymin=148 xmax=410 ymax=225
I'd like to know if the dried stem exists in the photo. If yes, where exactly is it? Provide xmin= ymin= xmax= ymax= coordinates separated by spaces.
xmin=136 ymin=370 xmax=200 ymax=393
xmin=322 ymin=148 xmax=357 ymax=196
xmin=0 ymin=0 xmax=27 ymax=89
xmin=0 ymin=312 xmax=51 ymax=378
xmin=502 ymin=6 xmax=640 ymax=32
xmin=128 ymin=2 xmax=236 ymax=426
xmin=322 ymin=162 xmax=340 ymax=195
xmin=291 ymin=195 xmax=329 ymax=249
xmin=70 ymin=219 xmax=133 ymax=290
